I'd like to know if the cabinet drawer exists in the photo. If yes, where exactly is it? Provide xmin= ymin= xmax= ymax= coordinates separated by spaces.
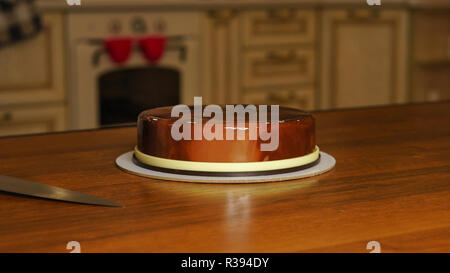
xmin=243 ymin=48 xmax=315 ymax=88
xmin=242 ymin=88 xmax=315 ymax=110
xmin=0 ymin=105 xmax=66 ymax=137
xmin=242 ymin=9 xmax=315 ymax=46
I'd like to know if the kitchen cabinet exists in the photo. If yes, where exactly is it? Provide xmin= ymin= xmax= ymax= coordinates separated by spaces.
xmin=411 ymin=10 xmax=450 ymax=102
xmin=320 ymin=9 xmax=409 ymax=109
xmin=0 ymin=12 xmax=67 ymax=135
xmin=0 ymin=105 xmax=66 ymax=137
xmin=0 ymin=13 xmax=66 ymax=105
xmin=204 ymin=7 xmax=412 ymax=111
xmin=240 ymin=9 xmax=317 ymax=110
xmin=202 ymin=8 xmax=317 ymax=110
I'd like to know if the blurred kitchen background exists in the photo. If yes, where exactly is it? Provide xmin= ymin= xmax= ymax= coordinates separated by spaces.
xmin=0 ymin=0 xmax=449 ymax=136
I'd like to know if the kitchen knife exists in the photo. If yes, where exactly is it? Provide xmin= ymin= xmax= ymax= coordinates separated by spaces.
xmin=0 ymin=175 xmax=122 ymax=207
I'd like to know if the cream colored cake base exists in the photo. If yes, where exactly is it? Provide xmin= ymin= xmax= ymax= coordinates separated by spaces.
xmin=116 ymin=151 xmax=335 ymax=184
xmin=134 ymin=146 xmax=320 ymax=173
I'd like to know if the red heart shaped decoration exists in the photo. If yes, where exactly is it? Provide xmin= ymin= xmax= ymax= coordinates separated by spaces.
xmin=103 ymin=37 xmax=133 ymax=64
xmin=138 ymin=36 xmax=167 ymax=64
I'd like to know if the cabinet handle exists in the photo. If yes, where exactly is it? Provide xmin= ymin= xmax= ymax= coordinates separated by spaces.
xmin=1 ymin=112 xmax=12 ymax=122
xmin=268 ymin=8 xmax=294 ymax=19
xmin=348 ymin=9 xmax=379 ymax=19
xmin=268 ymin=93 xmax=282 ymax=103
xmin=208 ymin=9 xmax=237 ymax=24
xmin=268 ymin=92 xmax=295 ymax=103
xmin=266 ymin=50 xmax=296 ymax=61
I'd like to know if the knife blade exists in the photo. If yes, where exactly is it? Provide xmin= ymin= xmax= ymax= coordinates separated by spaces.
xmin=0 ymin=175 xmax=122 ymax=207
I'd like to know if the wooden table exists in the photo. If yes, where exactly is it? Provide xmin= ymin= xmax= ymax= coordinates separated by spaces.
xmin=0 ymin=102 xmax=449 ymax=253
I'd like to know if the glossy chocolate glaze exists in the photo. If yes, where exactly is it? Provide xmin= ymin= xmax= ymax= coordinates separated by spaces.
xmin=137 ymin=105 xmax=315 ymax=163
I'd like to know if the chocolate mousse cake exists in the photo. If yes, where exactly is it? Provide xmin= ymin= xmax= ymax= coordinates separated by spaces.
xmin=135 ymin=105 xmax=319 ymax=176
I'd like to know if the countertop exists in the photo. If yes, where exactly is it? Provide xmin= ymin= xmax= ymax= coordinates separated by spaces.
xmin=0 ymin=102 xmax=449 ymax=252
xmin=37 ymin=0 xmax=450 ymax=10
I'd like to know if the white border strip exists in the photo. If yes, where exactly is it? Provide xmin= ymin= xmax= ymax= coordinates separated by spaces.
xmin=134 ymin=146 xmax=320 ymax=172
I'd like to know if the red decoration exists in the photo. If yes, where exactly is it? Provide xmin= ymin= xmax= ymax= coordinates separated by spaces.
xmin=138 ymin=36 xmax=167 ymax=64
xmin=103 ymin=38 xmax=133 ymax=64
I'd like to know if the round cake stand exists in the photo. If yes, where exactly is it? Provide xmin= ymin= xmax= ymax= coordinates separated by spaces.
xmin=116 ymin=151 xmax=336 ymax=184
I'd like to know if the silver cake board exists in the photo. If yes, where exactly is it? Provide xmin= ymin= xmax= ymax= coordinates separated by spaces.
xmin=116 ymin=151 xmax=335 ymax=184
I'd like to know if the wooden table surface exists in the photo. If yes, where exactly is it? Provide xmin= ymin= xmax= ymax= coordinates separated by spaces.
xmin=0 ymin=102 xmax=449 ymax=253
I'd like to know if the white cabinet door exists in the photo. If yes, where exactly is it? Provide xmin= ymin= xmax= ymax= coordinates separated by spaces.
xmin=0 ymin=13 xmax=65 ymax=106
xmin=320 ymin=9 xmax=409 ymax=109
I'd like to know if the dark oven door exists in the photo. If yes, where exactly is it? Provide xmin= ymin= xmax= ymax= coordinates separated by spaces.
xmin=98 ymin=66 xmax=180 ymax=126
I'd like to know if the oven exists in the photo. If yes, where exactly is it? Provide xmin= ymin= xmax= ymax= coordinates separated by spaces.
xmin=66 ymin=11 xmax=201 ymax=129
